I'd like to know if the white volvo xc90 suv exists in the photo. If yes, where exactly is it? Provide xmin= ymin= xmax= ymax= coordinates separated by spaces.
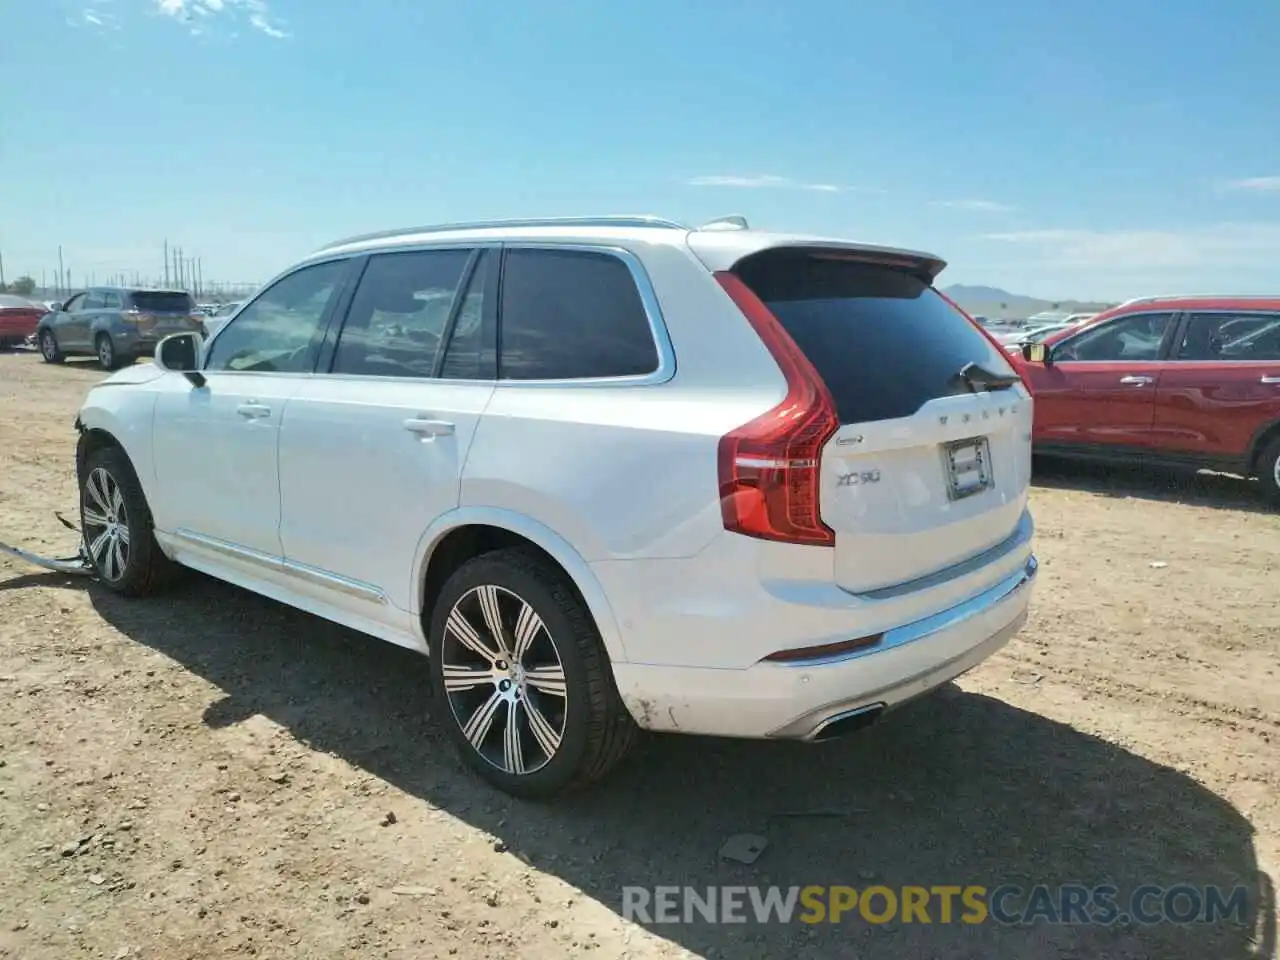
xmin=73 ymin=215 xmax=1037 ymax=797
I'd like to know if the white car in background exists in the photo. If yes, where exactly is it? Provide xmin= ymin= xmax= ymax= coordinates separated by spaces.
xmin=71 ymin=215 xmax=1037 ymax=797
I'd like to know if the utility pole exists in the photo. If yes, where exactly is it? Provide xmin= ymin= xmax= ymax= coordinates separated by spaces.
xmin=164 ymin=240 xmax=170 ymax=286
xmin=0 ymin=249 xmax=6 ymax=289
xmin=58 ymin=246 xmax=65 ymax=297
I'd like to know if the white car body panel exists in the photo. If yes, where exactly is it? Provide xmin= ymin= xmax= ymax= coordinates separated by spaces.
xmin=277 ymin=376 xmax=495 ymax=614
xmin=150 ymin=371 xmax=301 ymax=557
xmin=74 ymin=217 xmax=1037 ymax=743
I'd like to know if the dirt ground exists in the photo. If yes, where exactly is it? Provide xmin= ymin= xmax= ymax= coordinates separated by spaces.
xmin=0 ymin=350 xmax=1276 ymax=960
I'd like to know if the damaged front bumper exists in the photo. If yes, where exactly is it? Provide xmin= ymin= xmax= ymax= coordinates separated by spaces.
xmin=0 ymin=513 xmax=94 ymax=576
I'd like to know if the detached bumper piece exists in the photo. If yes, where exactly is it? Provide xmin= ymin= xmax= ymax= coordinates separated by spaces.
xmin=0 ymin=513 xmax=94 ymax=576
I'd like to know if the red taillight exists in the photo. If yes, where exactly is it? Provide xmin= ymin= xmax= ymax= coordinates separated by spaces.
xmin=714 ymin=271 xmax=839 ymax=547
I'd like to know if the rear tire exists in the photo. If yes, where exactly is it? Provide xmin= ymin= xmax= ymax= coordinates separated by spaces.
xmin=1258 ymin=436 xmax=1280 ymax=507
xmin=96 ymin=334 xmax=127 ymax=370
xmin=39 ymin=330 xmax=64 ymax=364
xmin=79 ymin=445 xmax=178 ymax=597
xmin=427 ymin=548 xmax=637 ymax=799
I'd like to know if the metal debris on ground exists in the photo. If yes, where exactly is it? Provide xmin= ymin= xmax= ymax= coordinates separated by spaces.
xmin=719 ymin=833 xmax=768 ymax=864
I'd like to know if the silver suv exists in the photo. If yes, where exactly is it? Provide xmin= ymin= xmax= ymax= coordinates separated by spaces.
xmin=74 ymin=215 xmax=1037 ymax=797
xmin=37 ymin=287 xmax=200 ymax=369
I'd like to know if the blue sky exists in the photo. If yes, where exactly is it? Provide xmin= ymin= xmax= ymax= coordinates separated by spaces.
xmin=3 ymin=0 xmax=1279 ymax=300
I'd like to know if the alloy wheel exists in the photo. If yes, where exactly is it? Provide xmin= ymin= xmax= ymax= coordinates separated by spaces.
xmin=41 ymin=333 xmax=56 ymax=360
xmin=439 ymin=584 xmax=568 ymax=776
xmin=98 ymin=338 xmax=114 ymax=367
xmin=82 ymin=466 xmax=131 ymax=581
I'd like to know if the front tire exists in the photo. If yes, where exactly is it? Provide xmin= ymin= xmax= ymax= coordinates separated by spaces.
xmin=79 ymin=445 xmax=177 ymax=597
xmin=428 ymin=548 xmax=637 ymax=798
xmin=1258 ymin=436 xmax=1280 ymax=507
xmin=39 ymin=330 xmax=64 ymax=364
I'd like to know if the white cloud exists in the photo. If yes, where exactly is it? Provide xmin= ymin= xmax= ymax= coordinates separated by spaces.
xmin=979 ymin=223 xmax=1280 ymax=269
xmin=153 ymin=0 xmax=288 ymax=38
xmin=68 ymin=0 xmax=122 ymax=30
xmin=933 ymin=199 xmax=1015 ymax=213
xmin=685 ymin=174 xmax=854 ymax=193
xmin=1221 ymin=176 xmax=1280 ymax=193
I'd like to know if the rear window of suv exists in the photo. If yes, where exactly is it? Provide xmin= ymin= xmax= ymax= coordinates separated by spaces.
xmin=129 ymin=291 xmax=194 ymax=313
xmin=732 ymin=252 xmax=1017 ymax=424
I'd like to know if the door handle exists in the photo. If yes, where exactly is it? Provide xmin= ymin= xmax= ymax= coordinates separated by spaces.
xmin=1119 ymin=376 xmax=1153 ymax=386
xmin=404 ymin=417 xmax=454 ymax=437
xmin=1261 ymin=376 xmax=1280 ymax=384
xmin=237 ymin=401 xmax=272 ymax=419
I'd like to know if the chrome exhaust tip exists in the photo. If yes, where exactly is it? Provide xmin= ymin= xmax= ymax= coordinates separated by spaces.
xmin=807 ymin=702 xmax=886 ymax=742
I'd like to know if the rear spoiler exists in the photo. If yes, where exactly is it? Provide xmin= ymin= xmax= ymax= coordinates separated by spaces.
xmin=687 ymin=234 xmax=947 ymax=283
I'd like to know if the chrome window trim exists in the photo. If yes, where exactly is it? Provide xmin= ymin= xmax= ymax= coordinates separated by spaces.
xmin=201 ymin=239 xmax=677 ymax=388
xmin=494 ymin=242 xmax=676 ymax=388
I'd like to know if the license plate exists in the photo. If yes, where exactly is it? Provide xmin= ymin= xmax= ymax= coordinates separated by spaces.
xmin=942 ymin=436 xmax=993 ymax=501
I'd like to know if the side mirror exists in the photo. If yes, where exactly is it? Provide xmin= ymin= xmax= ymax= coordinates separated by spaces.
xmin=1021 ymin=342 xmax=1049 ymax=364
xmin=155 ymin=332 xmax=206 ymax=387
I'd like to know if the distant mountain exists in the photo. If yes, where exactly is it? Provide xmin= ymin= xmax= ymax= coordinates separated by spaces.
xmin=941 ymin=284 xmax=1115 ymax=322
xmin=943 ymin=284 xmax=1018 ymax=302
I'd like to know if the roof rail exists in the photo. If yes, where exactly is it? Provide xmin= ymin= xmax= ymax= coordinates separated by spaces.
xmin=320 ymin=215 xmax=689 ymax=251
xmin=1117 ymin=293 xmax=1280 ymax=307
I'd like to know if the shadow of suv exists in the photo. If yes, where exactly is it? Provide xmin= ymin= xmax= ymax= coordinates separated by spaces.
xmin=37 ymin=287 xmax=200 ymax=369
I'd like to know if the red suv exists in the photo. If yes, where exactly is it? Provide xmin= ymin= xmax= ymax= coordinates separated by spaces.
xmin=1012 ymin=295 xmax=1280 ymax=504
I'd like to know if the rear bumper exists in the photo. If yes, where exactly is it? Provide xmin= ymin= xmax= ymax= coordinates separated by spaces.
xmin=611 ymin=555 xmax=1037 ymax=739
xmin=112 ymin=326 xmax=198 ymax=353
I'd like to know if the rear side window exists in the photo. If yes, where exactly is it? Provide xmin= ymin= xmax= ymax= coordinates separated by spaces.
xmin=130 ymin=291 xmax=194 ymax=313
xmin=732 ymin=253 xmax=1017 ymax=424
xmin=332 ymin=249 xmax=471 ymax=378
xmin=498 ymin=248 xmax=660 ymax=380
xmin=1177 ymin=311 xmax=1280 ymax=362
xmin=440 ymin=250 xmax=496 ymax=380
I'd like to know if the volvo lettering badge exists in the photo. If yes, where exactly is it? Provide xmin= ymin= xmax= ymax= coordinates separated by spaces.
xmin=837 ymin=470 xmax=882 ymax=487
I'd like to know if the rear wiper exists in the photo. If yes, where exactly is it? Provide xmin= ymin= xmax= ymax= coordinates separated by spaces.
xmin=951 ymin=361 xmax=1020 ymax=394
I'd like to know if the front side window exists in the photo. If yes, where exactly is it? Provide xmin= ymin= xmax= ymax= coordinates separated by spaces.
xmin=101 ymin=291 xmax=123 ymax=310
xmin=205 ymin=259 xmax=347 ymax=373
xmin=1055 ymin=312 xmax=1173 ymax=362
xmin=331 ymin=249 xmax=471 ymax=378
xmin=498 ymin=248 xmax=660 ymax=380
xmin=1177 ymin=312 xmax=1280 ymax=362
xmin=82 ymin=292 xmax=105 ymax=310
xmin=63 ymin=293 xmax=86 ymax=313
